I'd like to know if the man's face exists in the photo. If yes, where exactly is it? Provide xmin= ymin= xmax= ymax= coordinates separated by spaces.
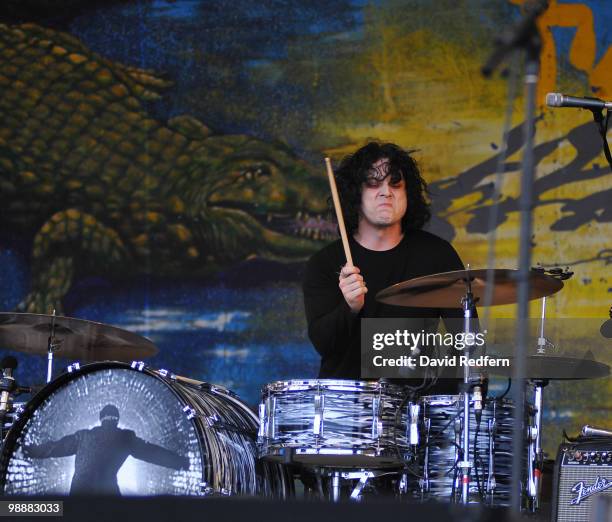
xmin=359 ymin=157 xmax=407 ymax=229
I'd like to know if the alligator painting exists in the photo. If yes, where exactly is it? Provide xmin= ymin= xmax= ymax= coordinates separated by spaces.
xmin=0 ymin=23 xmax=334 ymax=313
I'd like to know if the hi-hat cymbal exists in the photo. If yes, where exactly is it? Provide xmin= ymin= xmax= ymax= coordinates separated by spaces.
xmin=0 ymin=313 xmax=158 ymax=361
xmin=488 ymin=355 xmax=610 ymax=380
xmin=376 ymin=268 xmax=564 ymax=308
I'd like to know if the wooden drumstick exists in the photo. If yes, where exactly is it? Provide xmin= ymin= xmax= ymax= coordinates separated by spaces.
xmin=324 ymin=157 xmax=354 ymax=267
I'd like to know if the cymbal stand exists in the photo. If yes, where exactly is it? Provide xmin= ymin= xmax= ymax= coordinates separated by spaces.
xmin=527 ymin=296 xmax=550 ymax=511
xmin=459 ymin=267 xmax=476 ymax=505
xmin=46 ymin=310 xmax=61 ymax=383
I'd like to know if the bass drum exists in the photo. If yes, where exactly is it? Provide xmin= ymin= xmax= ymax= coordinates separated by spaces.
xmin=0 ymin=361 xmax=291 ymax=497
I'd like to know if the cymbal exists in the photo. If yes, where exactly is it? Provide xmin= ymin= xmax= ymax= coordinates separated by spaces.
xmin=376 ymin=268 xmax=564 ymax=308
xmin=489 ymin=355 xmax=610 ymax=380
xmin=0 ymin=313 xmax=158 ymax=361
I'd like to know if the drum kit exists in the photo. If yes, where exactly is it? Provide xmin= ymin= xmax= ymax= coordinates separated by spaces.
xmin=0 ymin=268 xmax=608 ymax=513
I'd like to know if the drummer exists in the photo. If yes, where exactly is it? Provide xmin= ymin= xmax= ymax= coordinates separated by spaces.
xmin=303 ymin=142 xmax=471 ymax=394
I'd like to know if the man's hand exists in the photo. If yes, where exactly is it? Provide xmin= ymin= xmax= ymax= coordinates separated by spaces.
xmin=339 ymin=265 xmax=367 ymax=313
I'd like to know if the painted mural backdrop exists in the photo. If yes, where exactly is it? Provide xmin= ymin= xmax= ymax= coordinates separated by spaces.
xmin=0 ymin=0 xmax=610 ymax=457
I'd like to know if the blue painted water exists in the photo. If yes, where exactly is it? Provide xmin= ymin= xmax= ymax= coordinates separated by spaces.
xmin=0 ymin=249 xmax=319 ymax=405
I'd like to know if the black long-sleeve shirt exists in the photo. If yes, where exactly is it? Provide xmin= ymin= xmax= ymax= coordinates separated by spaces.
xmin=303 ymin=229 xmax=468 ymax=385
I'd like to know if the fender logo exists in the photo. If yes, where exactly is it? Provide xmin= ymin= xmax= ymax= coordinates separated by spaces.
xmin=570 ymin=476 xmax=612 ymax=506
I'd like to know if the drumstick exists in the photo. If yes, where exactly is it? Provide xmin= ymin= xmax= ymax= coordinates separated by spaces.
xmin=324 ymin=157 xmax=354 ymax=267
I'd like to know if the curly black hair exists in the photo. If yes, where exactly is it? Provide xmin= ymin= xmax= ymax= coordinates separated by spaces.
xmin=333 ymin=142 xmax=431 ymax=235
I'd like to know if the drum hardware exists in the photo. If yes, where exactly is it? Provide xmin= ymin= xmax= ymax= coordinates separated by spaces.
xmin=131 ymin=360 xmax=146 ymax=371
xmin=66 ymin=362 xmax=80 ymax=373
xmin=377 ymin=266 xmax=565 ymax=505
xmin=46 ymin=309 xmax=59 ymax=383
xmin=314 ymin=387 xmax=323 ymax=436
xmin=458 ymin=265 xmax=477 ymax=505
xmin=0 ymin=357 xmax=18 ymax=424
xmin=486 ymin=416 xmax=496 ymax=498
xmin=408 ymin=403 xmax=420 ymax=446
xmin=526 ymin=379 xmax=547 ymax=512
xmin=0 ymin=357 xmax=31 ymax=444
xmin=313 ymin=467 xmax=405 ymax=502
xmin=526 ymin=292 xmax=552 ymax=511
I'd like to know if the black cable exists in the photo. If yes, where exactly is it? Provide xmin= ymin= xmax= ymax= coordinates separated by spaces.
xmin=590 ymin=108 xmax=612 ymax=172
xmin=450 ymin=449 xmax=461 ymax=501
xmin=473 ymin=418 xmax=485 ymax=501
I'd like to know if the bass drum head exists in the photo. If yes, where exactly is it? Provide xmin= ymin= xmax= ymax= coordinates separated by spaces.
xmin=0 ymin=362 xmax=280 ymax=497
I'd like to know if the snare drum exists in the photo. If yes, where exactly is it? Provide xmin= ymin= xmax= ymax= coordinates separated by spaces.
xmin=0 ymin=361 xmax=291 ymax=497
xmin=414 ymin=394 xmax=524 ymax=505
xmin=258 ymin=379 xmax=412 ymax=468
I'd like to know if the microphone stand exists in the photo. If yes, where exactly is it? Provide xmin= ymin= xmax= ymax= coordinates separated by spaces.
xmin=589 ymin=108 xmax=612 ymax=172
xmin=481 ymin=1 xmax=546 ymax=514
xmin=511 ymin=30 xmax=542 ymax=517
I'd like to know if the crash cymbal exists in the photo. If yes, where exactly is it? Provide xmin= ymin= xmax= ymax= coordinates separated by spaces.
xmin=376 ymin=268 xmax=564 ymax=308
xmin=0 ymin=313 xmax=158 ymax=361
xmin=489 ymin=355 xmax=610 ymax=380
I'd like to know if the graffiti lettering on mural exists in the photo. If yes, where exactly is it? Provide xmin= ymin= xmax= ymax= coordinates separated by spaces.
xmin=511 ymin=0 xmax=612 ymax=101
xmin=429 ymin=120 xmax=611 ymax=240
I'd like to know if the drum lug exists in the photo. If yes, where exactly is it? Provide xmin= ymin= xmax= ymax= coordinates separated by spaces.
xmin=487 ymin=475 xmax=497 ymax=493
xmin=371 ymin=396 xmax=382 ymax=439
xmin=399 ymin=473 xmax=408 ymax=494
xmin=258 ymin=403 xmax=266 ymax=438
xmin=265 ymin=396 xmax=276 ymax=438
xmin=67 ymin=362 xmax=80 ymax=373
xmin=199 ymin=482 xmax=214 ymax=495
xmin=313 ymin=393 xmax=324 ymax=436
xmin=130 ymin=361 xmax=145 ymax=372
xmin=205 ymin=414 xmax=220 ymax=426
xmin=182 ymin=405 xmax=196 ymax=420
xmin=408 ymin=403 xmax=420 ymax=446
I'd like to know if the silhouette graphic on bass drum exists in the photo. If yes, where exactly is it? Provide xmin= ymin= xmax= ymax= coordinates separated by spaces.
xmin=23 ymin=403 xmax=189 ymax=495
xmin=0 ymin=362 xmax=290 ymax=497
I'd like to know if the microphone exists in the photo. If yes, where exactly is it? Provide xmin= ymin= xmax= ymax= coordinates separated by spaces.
xmin=581 ymin=425 xmax=612 ymax=438
xmin=0 ymin=356 xmax=17 ymax=417
xmin=546 ymin=92 xmax=612 ymax=111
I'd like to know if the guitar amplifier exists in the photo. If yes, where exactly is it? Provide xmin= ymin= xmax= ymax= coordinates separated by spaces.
xmin=552 ymin=439 xmax=612 ymax=522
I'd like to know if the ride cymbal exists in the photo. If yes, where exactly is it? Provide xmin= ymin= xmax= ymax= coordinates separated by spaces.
xmin=376 ymin=268 xmax=563 ymax=308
